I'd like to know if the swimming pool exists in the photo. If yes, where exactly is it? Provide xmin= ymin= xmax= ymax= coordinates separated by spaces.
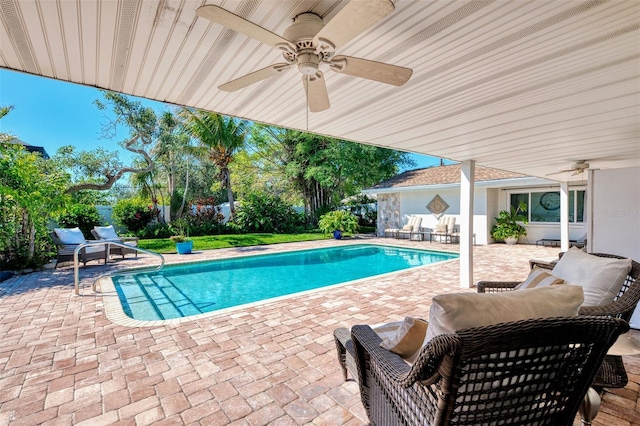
xmin=111 ymin=244 xmax=457 ymax=321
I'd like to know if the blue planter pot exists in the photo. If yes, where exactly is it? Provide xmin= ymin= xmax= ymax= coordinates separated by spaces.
xmin=176 ymin=241 xmax=193 ymax=254
xmin=333 ymin=230 xmax=343 ymax=240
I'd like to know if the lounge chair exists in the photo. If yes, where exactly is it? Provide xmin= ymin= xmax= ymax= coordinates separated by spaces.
xmin=397 ymin=216 xmax=423 ymax=240
xmin=91 ymin=226 xmax=139 ymax=259
xmin=478 ymin=250 xmax=640 ymax=390
xmin=348 ymin=315 xmax=627 ymax=425
xmin=51 ymin=227 xmax=107 ymax=268
xmin=383 ymin=224 xmax=401 ymax=238
xmin=431 ymin=215 xmax=456 ymax=243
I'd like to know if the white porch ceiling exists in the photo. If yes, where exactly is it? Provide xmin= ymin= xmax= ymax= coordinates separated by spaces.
xmin=1 ymin=0 xmax=638 ymax=181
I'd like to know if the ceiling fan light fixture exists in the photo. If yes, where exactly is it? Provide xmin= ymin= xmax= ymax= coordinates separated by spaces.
xmin=297 ymin=52 xmax=321 ymax=75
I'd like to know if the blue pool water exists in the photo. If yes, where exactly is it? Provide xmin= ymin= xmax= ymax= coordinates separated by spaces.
xmin=112 ymin=244 xmax=457 ymax=321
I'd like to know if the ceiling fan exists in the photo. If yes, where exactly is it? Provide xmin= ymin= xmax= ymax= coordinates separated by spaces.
xmin=196 ymin=0 xmax=413 ymax=112
xmin=546 ymin=160 xmax=590 ymax=177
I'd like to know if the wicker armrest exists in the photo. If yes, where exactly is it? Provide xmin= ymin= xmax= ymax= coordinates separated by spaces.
xmin=579 ymin=305 xmax=619 ymax=317
xmin=120 ymin=236 xmax=139 ymax=243
xmin=579 ymin=297 xmax=638 ymax=320
xmin=351 ymin=325 xmax=412 ymax=383
xmin=350 ymin=325 xmax=457 ymax=388
xmin=476 ymin=281 xmax=520 ymax=293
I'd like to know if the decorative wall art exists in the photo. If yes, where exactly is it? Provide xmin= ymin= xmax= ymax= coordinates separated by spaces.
xmin=427 ymin=195 xmax=449 ymax=218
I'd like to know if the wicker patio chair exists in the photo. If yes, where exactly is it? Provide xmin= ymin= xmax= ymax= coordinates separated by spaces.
xmin=350 ymin=316 xmax=628 ymax=426
xmin=50 ymin=230 xmax=107 ymax=268
xmin=91 ymin=226 xmax=139 ymax=259
xmin=477 ymin=252 xmax=640 ymax=390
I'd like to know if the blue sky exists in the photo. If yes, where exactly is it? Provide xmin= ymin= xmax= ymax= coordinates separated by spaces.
xmin=0 ymin=68 xmax=449 ymax=170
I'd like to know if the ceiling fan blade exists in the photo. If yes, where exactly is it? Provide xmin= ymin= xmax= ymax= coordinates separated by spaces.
xmin=302 ymin=72 xmax=330 ymax=112
xmin=330 ymin=55 xmax=412 ymax=86
xmin=314 ymin=0 xmax=394 ymax=49
xmin=197 ymin=5 xmax=291 ymax=48
xmin=545 ymin=169 xmax=574 ymax=176
xmin=219 ymin=63 xmax=292 ymax=92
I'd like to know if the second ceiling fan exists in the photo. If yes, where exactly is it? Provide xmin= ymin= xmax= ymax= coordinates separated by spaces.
xmin=196 ymin=0 xmax=413 ymax=112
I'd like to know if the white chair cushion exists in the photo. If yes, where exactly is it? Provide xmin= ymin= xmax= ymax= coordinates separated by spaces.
xmin=94 ymin=225 xmax=120 ymax=240
xmin=435 ymin=224 xmax=448 ymax=233
xmin=552 ymin=248 xmax=632 ymax=306
xmin=54 ymin=227 xmax=87 ymax=245
xmin=515 ymin=268 xmax=564 ymax=290
xmin=379 ymin=317 xmax=429 ymax=363
xmin=425 ymin=285 xmax=584 ymax=343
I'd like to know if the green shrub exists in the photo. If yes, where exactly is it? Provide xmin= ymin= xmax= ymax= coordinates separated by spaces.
xmin=113 ymin=199 xmax=159 ymax=233
xmin=55 ymin=204 xmax=102 ymax=237
xmin=186 ymin=197 xmax=225 ymax=236
xmin=0 ymin=144 xmax=69 ymax=269
xmin=135 ymin=223 xmax=172 ymax=239
xmin=318 ymin=210 xmax=359 ymax=234
xmin=235 ymin=193 xmax=305 ymax=233
xmin=223 ymin=221 xmax=243 ymax=234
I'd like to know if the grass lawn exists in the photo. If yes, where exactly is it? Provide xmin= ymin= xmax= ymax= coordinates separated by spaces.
xmin=138 ymin=232 xmax=336 ymax=253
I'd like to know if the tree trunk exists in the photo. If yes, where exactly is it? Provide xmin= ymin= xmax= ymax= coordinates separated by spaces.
xmin=176 ymin=164 xmax=189 ymax=220
xmin=21 ymin=210 xmax=35 ymax=264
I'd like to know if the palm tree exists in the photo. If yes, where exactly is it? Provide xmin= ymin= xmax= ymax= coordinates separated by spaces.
xmin=179 ymin=109 xmax=248 ymax=220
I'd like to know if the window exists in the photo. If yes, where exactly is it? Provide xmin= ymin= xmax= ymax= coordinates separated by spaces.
xmin=510 ymin=190 xmax=585 ymax=223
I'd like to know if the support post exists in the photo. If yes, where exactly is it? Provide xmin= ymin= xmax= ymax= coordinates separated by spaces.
xmin=560 ymin=182 xmax=569 ymax=252
xmin=460 ymin=161 xmax=475 ymax=289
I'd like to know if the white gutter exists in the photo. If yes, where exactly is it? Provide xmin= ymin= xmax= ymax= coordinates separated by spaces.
xmin=363 ymin=177 xmax=556 ymax=195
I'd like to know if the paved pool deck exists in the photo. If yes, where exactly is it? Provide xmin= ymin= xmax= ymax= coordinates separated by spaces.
xmin=0 ymin=237 xmax=638 ymax=425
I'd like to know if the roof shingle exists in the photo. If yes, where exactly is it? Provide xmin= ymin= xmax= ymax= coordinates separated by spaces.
xmin=371 ymin=164 xmax=526 ymax=189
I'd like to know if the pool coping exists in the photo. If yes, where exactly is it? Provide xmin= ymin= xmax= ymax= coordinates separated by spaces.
xmin=98 ymin=241 xmax=459 ymax=328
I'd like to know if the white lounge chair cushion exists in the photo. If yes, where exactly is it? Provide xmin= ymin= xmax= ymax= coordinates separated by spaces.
xmin=515 ymin=268 xmax=564 ymax=289
xmin=94 ymin=225 xmax=120 ymax=240
xmin=54 ymin=227 xmax=87 ymax=245
xmin=552 ymin=247 xmax=632 ymax=306
xmin=400 ymin=216 xmax=421 ymax=232
xmin=425 ymin=285 xmax=584 ymax=343
xmin=378 ymin=317 xmax=429 ymax=363
xmin=435 ymin=224 xmax=448 ymax=233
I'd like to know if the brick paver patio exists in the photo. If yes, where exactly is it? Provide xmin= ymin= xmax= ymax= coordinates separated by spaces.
xmin=1 ymin=237 xmax=638 ymax=425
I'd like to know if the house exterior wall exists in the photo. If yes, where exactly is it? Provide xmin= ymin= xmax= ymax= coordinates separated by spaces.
xmin=376 ymin=183 xmax=591 ymax=246
xmin=590 ymin=167 xmax=640 ymax=328
xmin=486 ymin=188 xmax=500 ymax=243
xmin=590 ymin=167 xmax=640 ymax=260
xmin=497 ymin=187 xmax=587 ymax=244
xmin=379 ymin=188 xmax=492 ymax=245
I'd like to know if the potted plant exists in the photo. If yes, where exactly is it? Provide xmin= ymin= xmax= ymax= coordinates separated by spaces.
xmin=318 ymin=210 xmax=359 ymax=240
xmin=491 ymin=201 xmax=528 ymax=245
xmin=170 ymin=219 xmax=193 ymax=254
